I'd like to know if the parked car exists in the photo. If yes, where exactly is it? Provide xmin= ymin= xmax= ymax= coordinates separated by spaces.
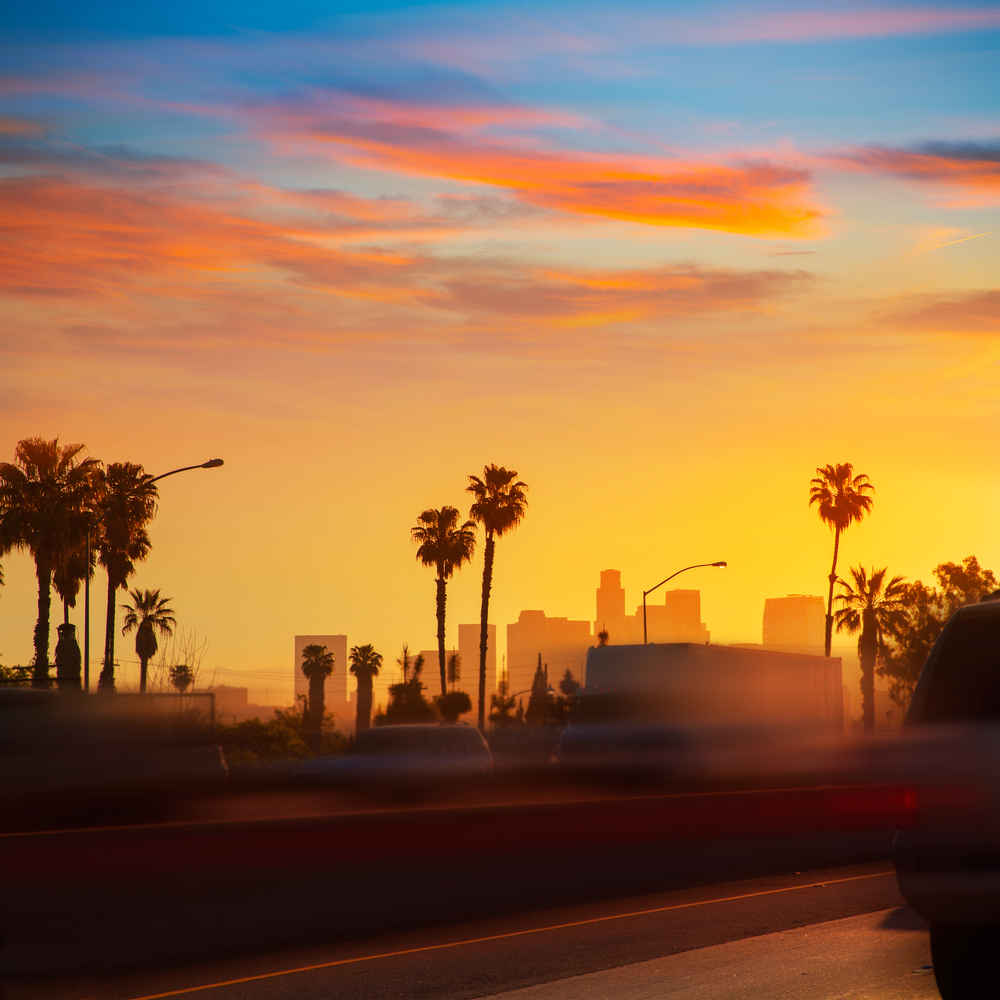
xmin=893 ymin=596 xmax=1000 ymax=998
xmin=301 ymin=723 xmax=492 ymax=790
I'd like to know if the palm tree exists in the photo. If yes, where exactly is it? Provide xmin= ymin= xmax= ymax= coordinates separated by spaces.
xmin=809 ymin=463 xmax=874 ymax=657
xmin=121 ymin=588 xmax=176 ymax=693
xmin=412 ymin=506 xmax=477 ymax=697
xmin=169 ymin=663 xmax=194 ymax=693
xmin=467 ymin=465 xmax=528 ymax=729
xmin=835 ymin=566 xmax=908 ymax=735
xmin=349 ymin=643 xmax=382 ymax=735
xmin=0 ymin=438 xmax=99 ymax=685
xmin=447 ymin=651 xmax=461 ymax=691
xmin=301 ymin=643 xmax=334 ymax=748
xmin=95 ymin=463 xmax=158 ymax=692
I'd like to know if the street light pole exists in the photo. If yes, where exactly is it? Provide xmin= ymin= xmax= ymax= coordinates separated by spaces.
xmin=642 ymin=561 xmax=727 ymax=644
xmin=83 ymin=459 xmax=224 ymax=693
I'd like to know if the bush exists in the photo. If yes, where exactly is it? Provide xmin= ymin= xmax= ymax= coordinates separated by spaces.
xmin=216 ymin=707 xmax=347 ymax=765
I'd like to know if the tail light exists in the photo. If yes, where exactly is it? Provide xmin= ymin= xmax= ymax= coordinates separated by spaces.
xmin=899 ymin=786 xmax=921 ymax=829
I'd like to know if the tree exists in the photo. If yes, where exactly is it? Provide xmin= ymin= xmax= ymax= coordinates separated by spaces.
xmin=467 ymin=465 xmax=528 ymax=729
xmin=525 ymin=655 xmax=549 ymax=726
xmin=121 ymin=588 xmax=176 ymax=693
xmin=95 ymin=463 xmax=158 ymax=692
xmin=489 ymin=672 xmax=517 ymax=728
xmin=300 ymin=643 xmax=334 ymax=749
xmin=436 ymin=690 xmax=472 ymax=724
xmin=350 ymin=643 xmax=382 ymax=735
xmin=169 ymin=663 xmax=194 ymax=693
xmin=810 ymin=463 xmax=874 ymax=657
xmin=834 ymin=566 xmax=908 ymax=735
xmin=596 ymin=629 xmax=609 ymax=647
xmin=382 ymin=657 xmax=438 ymax=724
xmin=412 ymin=506 xmax=477 ymax=698
xmin=447 ymin=651 xmax=461 ymax=690
xmin=879 ymin=556 xmax=997 ymax=712
xmin=559 ymin=668 xmax=580 ymax=697
xmin=0 ymin=438 xmax=99 ymax=686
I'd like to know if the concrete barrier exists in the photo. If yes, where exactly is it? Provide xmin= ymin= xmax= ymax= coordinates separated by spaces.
xmin=1 ymin=785 xmax=908 ymax=977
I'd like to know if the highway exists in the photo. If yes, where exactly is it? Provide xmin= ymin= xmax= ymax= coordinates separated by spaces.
xmin=11 ymin=860 xmax=935 ymax=1000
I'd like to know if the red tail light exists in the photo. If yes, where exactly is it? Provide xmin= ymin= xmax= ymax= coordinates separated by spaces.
xmin=899 ymin=786 xmax=921 ymax=829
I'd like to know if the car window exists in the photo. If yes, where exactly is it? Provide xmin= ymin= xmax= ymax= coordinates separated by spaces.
xmin=920 ymin=614 xmax=1000 ymax=723
xmin=462 ymin=728 xmax=490 ymax=757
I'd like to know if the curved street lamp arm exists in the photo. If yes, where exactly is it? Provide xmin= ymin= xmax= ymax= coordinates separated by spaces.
xmin=643 ymin=562 xmax=725 ymax=599
xmin=89 ymin=460 xmax=224 ymax=528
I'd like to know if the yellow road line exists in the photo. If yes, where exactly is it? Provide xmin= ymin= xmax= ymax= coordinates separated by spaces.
xmin=126 ymin=869 xmax=894 ymax=999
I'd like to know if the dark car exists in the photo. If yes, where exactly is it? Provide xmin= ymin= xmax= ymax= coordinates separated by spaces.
xmin=893 ymin=597 xmax=1000 ymax=998
xmin=301 ymin=723 xmax=493 ymax=789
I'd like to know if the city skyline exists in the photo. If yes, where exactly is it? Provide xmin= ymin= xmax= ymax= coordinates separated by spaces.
xmin=2 ymin=1 xmax=998 ymax=694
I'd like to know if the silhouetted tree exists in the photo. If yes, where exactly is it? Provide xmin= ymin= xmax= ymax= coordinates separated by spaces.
xmin=436 ymin=690 xmax=472 ymax=723
xmin=350 ymin=644 xmax=382 ymax=735
xmin=525 ymin=655 xmax=549 ymax=726
xmin=300 ymin=643 xmax=334 ymax=748
xmin=95 ymin=463 xmax=157 ymax=692
xmin=121 ymin=588 xmax=176 ymax=693
xmin=170 ymin=663 xmax=194 ymax=693
xmin=597 ymin=628 xmax=609 ymax=647
xmin=810 ymin=463 xmax=874 ymax=657
xmin=412 ymin=506 xmax=477 ymax=697
xmin=381 ymin=653 xmax=437 ymax=724
xmin=490 ymin=672 xmax=517 ymax=727
xmin=879 ymin=556 xmax=998 ymax=712
xmin=467 ymin=465 xmax=528 ymax=729
xmin=397 ymin=642 xmax=411 ymax=682
xmin=0 ymin=438 xmax=99 ymax=685
xmin=559 ymin=668 xmax=579 ymax=697
xmin=447 ymin=651 xmax=461 ymax=690
xmin=835 ymin=566 xmax=908 ymax=735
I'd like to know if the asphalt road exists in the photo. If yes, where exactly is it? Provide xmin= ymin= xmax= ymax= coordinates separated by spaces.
xmin=11 ymin=860 xmax=920 ymax=1000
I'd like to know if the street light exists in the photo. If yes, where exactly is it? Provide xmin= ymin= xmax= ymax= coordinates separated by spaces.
xmin=642 ymin=561 xmax=727 ymax=645
xmin=84 ymin=459 xmax=224 ymax=693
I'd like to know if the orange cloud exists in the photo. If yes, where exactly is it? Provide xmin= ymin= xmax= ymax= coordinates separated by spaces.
xmin=255 ymin=96 xmax=820 ymax=238
xmin=0 ymin=163 xmax=812 ymax=355
xmin=833 ymin=142 xmax=1000 ymax=202
xmin=880 ymin=289 xmax=1000 ymax=334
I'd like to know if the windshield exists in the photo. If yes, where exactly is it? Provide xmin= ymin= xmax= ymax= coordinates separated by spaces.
xmin=920 ymin=614 xmax=1000 ymax=723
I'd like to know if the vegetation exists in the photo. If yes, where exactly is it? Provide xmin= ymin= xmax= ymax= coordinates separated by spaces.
xmin=169 ymin=663 xmax=195 ymax=693
xmin=879 ymin=556 xmax=997 ymax=712
xmin=0 ymin=438 xmax=99 ymax=686
xmin=215 ymin=706 xmax=347 ymax=766
xmin=350 ymin=643 xmax=382 ymax=734
xmin=411 ymin=506 xmax=477 ymax=697
xmin=121 ymin=588 xmax=176 ymax=694
xmin=810 ymin=463 xmax=874 ymax=657
xmin=300 ymin=643 xmax=335 ymax=749
xmin=378 ymin=655 xmax=438 ymax=724
xmin=834 ymin=566 xmax=908 ymax=734
xmin=489 ymin=673 xmax=517 ymax=727
xmin=436 ymin=690 xmax=472 ymax=723
xmin=467 ymin=465 xmax=528 ymax=729
xmin=95 ymin=463 xmax=158 ymax=692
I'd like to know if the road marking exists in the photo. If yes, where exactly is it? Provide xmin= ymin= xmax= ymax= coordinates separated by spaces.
xmin=125 ymin=870 xmax=894 ymax=999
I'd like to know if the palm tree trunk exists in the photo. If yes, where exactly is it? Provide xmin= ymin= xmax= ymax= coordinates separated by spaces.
xmin=32 ymin=562 xmax=52 ymax=687
xmin=139 ymin=655 xmax=148 ymax=694
xmin=305 ymin=673 xmax=324 ymax=750
xmin=436 ymin=575 xmax=448 ymax=698
xmin=859 ymin=611 xmax=878 ymax=735
xmin=824 ymin=526 xmax=841 ymax=657
xmin=99 ymin=569 xmax=116 ymax=692
xmin=356 ymin=675 xmax=373 ymax=735
xmin=477 ymin=532 xmax=496 ymax=731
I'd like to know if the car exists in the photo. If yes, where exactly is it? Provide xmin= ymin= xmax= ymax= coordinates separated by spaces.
xmin=893 ymin=596 xmax=1000 ymax=998
xmin=301 ymin=723 xmax=493 ymax=790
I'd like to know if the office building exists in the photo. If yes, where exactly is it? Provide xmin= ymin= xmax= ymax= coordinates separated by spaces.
xmin=762 ymin=595 xmax=825 ymax=655
xmin=594 ymin=569 xmax=627 ymax=644
xmin=507 ymin=610 xmax=590 ymax=700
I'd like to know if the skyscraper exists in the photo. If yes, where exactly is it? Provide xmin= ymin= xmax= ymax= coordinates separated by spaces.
xmin=594 ymin=569 xmax=627 ymax=644
xmin=762 ymin=595 xmax=825 ymax=655
xmin=507 ymin=611 xmax=590 ymax=698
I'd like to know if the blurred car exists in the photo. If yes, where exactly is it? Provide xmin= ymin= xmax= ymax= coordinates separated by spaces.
xmin=893 ymin=597 xmax=1000 ymax=998
xmin=301 ymin=723 xmax=493 ymax=789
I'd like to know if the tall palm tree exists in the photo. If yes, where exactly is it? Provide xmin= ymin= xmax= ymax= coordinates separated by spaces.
xmin=95 ymin=463 xmax=158 ymax=692
xmin=349 ymin=643 xmax=382 ymax=735
xmin=0 ymin=438 xmax=99 ymax=685
xmin=411 ymin=506 xmax=477 ymax=697
xmin=300 ymin=643 xmax=334 ymax=747
xmin=467 ymin=465 xmax=528 ymax=729
xmin=809 ymin=463 xmax=874 ymax=657
xmin=53 ymin=540 xmax=95 ymax=626
xmin=121 ymin=588 xmax=176 ymax=693
xmin=835 ymin=566 xmax=908 ymax=735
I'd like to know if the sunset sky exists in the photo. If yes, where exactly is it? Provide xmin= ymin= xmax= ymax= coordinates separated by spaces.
xmin=2 ymin=1 xmax=999 ymax=707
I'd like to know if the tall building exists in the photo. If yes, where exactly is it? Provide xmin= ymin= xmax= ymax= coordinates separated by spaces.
xmin=507 ymin=611 xmax=590 ymax=699
xmin=458 ymin=623 xmax=496 ymax=707
xmin=625 ymin=589 xmax=710 ymax=644
xmin=294 ymin=634 xmax=350 ymax=727
xmin=762 ymin=595 xmax=825 ymax=655
xmin=594 ymin=569 xmax=627 ymax=644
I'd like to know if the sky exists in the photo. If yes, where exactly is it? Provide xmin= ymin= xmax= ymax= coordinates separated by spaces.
xmin=2 ymin=1 xmax=999 ymax=706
